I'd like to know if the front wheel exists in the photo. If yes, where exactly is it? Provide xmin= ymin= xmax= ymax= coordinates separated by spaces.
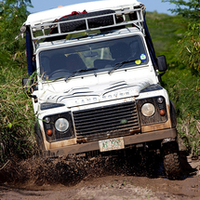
xmin=162 ymin=141 xmax=181 ymax=180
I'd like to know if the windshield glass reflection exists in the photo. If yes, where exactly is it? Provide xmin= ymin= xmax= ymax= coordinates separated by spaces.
xmin=39 ymin=35 xmax=148 ymax=80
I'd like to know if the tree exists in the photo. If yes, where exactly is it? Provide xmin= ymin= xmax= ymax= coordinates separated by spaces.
xmin=164 ymin=0 xmax=200 ymax=19
xmin=0 ymin=0 xmax=32 ymax=66
xmin=162 ymin=0 xmax=200 ymax=74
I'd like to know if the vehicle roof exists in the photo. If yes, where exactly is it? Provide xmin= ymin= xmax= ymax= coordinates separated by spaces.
xmin=25 ymin=0 xmax=141 ymax=26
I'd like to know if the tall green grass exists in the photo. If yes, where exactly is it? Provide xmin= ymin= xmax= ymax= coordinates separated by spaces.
xmin=0 ymin=60 xmax=36 ymax=164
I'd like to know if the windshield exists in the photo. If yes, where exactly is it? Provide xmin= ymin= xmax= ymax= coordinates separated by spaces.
xmin=39 ymin=35 xmax=149 ymax=80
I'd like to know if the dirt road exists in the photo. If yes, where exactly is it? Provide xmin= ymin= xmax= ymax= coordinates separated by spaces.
xmin=0 ymin=152 xmax=199 ymax=200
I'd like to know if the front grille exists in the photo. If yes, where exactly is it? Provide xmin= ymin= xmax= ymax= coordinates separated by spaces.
xmin=73 ymin=101 xmax=140 ymax=142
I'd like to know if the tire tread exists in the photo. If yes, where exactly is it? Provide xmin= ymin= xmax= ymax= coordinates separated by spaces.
xmin=163 ymin=142 xmax=181 ymax=179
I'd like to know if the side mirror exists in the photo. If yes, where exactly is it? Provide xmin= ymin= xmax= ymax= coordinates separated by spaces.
xmin=22 ymin=78 xmax=38 ymax=101
xmin=157 ymin=55 xmax=167 ymax=72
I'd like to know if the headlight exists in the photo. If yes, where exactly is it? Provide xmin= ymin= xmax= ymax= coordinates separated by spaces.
xmin=141 ymin=103 xmax=155 ymax=117
xmin=55 ymin=118 xmax=69 ymax=132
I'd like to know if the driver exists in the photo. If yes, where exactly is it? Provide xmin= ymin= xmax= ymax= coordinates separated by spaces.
xmin=66 ymin=54 xmax=86 ymax=73
xmin=42 ymin=54 xmax=86 ymax=79
xmin=110 ymin=42 xmax=131 ymax=63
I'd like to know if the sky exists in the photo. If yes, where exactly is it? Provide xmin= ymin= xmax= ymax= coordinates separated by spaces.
xmin=28 ymin=0 xmax=176 ymax=15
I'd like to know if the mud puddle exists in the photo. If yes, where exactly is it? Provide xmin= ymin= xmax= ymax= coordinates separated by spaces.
xmin=0 ymin=150 xmax=199 ymax=200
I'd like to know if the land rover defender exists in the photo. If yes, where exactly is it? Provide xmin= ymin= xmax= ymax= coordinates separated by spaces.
xmin=21 ymin=0 xmax=181 ymax=179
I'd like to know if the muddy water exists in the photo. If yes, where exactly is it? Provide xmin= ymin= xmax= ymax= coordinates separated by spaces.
xmin=0 ymin=151 xmax=199 ymax=200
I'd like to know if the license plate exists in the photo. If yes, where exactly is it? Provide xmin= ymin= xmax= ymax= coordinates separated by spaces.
xmin=99 ymin=137 xmax=124 ymax=152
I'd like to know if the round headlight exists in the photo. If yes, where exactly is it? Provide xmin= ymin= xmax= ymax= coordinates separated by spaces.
xmin=55 ymin=118 xmax=69 ymax=132
xmin=141 ymin=103 xmax=155 ymax=117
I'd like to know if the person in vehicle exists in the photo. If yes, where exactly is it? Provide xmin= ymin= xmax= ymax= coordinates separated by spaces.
xmin=110 ymin=42 xmax=131 ymax=62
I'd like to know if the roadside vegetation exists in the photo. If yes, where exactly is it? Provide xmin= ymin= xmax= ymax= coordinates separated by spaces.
xmin=0 ymin=0 xmax=199 ymax=166
xmin=0 ymin=0 xmax=36 ymax=164
xmin=147 ymin=0 xmax=200 ymax=155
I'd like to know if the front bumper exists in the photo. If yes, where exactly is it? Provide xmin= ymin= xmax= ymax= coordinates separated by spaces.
xmin=44 ymin=128 xmax=177 ymax=157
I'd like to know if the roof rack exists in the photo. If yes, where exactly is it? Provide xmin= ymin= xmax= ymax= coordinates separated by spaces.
xmin=21 ymin=0 xmax=145 ymax=51
xmin=35 ymin=8 xmax=143 ymax=35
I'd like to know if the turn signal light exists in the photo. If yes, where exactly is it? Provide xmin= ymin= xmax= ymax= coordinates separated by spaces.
xmin=160 ymin=110 xmax=165 ymax=116
xmin=47 ymin=129 xmax=53 ymax=136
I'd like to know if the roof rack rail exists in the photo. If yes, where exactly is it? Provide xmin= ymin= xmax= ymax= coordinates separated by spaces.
xmin=20 ymin=0 xmax=145 ymax=51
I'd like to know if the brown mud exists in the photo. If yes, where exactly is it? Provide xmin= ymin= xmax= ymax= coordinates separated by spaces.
xmin=0 ymin=150 xmax=199 ymax=200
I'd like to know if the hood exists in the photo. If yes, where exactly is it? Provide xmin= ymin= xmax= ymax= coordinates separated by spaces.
xmin=39 ymin=79 xmax=151 ymax=108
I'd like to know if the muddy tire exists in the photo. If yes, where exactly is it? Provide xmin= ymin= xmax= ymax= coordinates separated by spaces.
xmin=162 ymin=141 xmax=181 ymax=180
xmin=34 ymin=122 xmax=45 ymax=156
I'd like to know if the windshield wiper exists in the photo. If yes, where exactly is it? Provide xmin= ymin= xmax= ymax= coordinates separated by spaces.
xmin=108 ymin=59 xmax=138 ymax=75
xmin=65 ymin=68 xmax=97 ymax=82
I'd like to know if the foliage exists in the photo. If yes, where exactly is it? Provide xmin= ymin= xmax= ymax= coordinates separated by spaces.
xmin=146 ymin=11 xmax=200 ymax=155
xmin=177 ymin=22 xmax=200 ymax=74
xmin=145 ymin=12 xmax=184 ymax=61
xmin=0 ymin=0 xmax=35 ymax=164
xmin=162 ymin=68 xmax=200 ymax=155
xmin=0 ymin=0 xmax=32 ymax=60
xmin=160 ymin=0 xmax=200 ymax=154
xmin=162 ymin=0 xmax=200 ymax=75
xmin=0 ymin=66 xmax=35 ymax=162
xmin=163 ymin=0 xmax=200 ymax=19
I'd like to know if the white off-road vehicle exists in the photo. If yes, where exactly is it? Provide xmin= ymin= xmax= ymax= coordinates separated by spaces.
xmin=21 ymin=0 xmax=181 ymax=179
